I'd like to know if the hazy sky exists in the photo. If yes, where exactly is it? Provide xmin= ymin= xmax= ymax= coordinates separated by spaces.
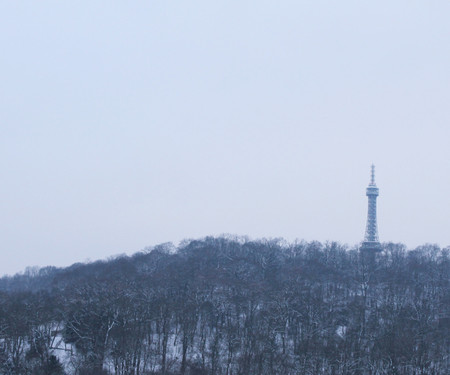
xmin=1 ymin=1 xmax=450 ymax=276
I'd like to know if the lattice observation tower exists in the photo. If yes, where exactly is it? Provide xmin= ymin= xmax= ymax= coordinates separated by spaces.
xmin=360 ymin=165 xmax=382 ymax=253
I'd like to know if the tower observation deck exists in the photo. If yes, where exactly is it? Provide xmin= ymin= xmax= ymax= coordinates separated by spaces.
xmin=360 ymin=165 xmax=382 ymax=253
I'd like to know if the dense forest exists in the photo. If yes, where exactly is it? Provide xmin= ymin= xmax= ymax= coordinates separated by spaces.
xmin=0 ymin=236 xmax=449 ymax=375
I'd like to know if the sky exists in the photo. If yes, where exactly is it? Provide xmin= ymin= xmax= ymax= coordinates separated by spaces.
xmin=1 ymin=1 xmax=450 ymax=276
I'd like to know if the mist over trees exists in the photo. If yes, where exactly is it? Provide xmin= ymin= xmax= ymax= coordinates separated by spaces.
xmin=0 ymin=236 xmax=449 ymax=375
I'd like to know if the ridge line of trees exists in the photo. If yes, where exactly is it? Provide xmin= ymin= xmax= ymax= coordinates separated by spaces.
xmin=0 ymin=237 xmax=449 ymax=374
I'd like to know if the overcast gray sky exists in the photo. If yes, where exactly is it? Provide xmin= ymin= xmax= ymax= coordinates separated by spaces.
xmin=1 ymin=1 xmax=450 ymax=276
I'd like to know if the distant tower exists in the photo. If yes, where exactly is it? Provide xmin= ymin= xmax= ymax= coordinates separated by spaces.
xmin=360 ymin=165 xmax=382 ymax=253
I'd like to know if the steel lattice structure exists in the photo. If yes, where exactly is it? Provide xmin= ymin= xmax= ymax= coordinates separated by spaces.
xmin=361 ymin=165 xmax=382 ymax=253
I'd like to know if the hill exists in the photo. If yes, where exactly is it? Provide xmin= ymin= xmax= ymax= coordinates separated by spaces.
xmin=0 ymin=236 xmax=449 ymax=374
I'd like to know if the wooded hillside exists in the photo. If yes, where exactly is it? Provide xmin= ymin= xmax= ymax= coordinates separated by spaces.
xmin=0 ymin=237 xmax=449 ymax=374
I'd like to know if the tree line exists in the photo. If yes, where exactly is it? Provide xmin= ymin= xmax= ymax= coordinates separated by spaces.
xmin=0 ymin=236 xmax=449 ymax=374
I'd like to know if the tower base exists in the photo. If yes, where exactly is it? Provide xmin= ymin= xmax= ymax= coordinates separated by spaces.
xmin=360 ymin=241 xmax=382 ymax=253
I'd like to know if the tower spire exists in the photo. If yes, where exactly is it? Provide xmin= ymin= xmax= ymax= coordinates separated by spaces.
xmin=361 ymin=165 xmax=381 ymax=253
